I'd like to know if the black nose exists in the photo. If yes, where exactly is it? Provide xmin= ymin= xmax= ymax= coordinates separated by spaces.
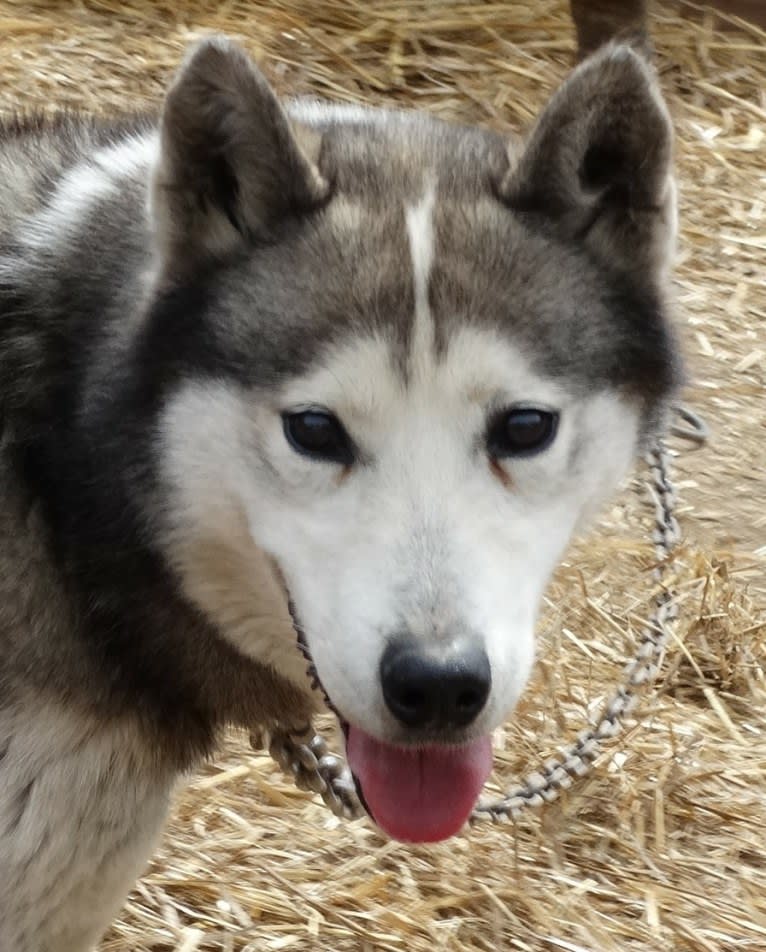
xmin=380 ymin=641 xmax=491 ymax=730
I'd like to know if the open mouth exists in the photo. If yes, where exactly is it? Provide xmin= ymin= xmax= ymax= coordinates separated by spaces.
xmin=292 ymin=609 xmax=493 ymax=843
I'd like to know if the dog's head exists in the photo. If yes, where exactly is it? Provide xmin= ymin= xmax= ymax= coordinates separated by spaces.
xmin=149 ymin=37 xmax=680 ymax=841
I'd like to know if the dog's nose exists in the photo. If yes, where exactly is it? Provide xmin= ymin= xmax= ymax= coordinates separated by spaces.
xmin=380 ymin=641 xmax=491 ymax=730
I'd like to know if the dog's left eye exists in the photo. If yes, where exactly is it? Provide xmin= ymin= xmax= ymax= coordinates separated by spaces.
xmin=283 ymin=409 xmax=355 ymax=465
xmin=486 ymin=407 xmax=558 ymax=458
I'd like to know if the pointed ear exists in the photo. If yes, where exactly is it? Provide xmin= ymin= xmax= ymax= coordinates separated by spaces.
xmin=151 ymin=36 xmax=329 ymax=274
xmin=499 ymin=44 xmax=676 ymax=280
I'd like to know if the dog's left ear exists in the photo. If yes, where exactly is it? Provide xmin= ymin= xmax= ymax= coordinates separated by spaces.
xmin=151 ymin=36 xmax=328 ymax=276
xmin=499 ymin=44 xmax=675 ymax=281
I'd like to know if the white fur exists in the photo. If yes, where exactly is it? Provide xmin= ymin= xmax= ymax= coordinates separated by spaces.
xmin=405 ymin=182 xmax=437 ymax=373
xmin=160 ymin=326 xmax=640 ymax=746
xmin=21 ymin=161 xmax=115 ymax=252
xmin=21 ymin=132 xmax=157 ymax=252
xmin=288 ymin=98 xmax=390 ymax=127
xmin=0 ymin=704 xmax=172 ymax=952
xmin=93 ymin=131 xmax=159 ymax=179
xmin=159 ymin=384 xmax=319 ymax=691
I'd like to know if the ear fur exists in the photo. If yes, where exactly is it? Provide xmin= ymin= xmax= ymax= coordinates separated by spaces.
xmin=151 ymin=36 xmax=329 ymax=275
xmin=500 ymin=43 xmax=676 ymax=281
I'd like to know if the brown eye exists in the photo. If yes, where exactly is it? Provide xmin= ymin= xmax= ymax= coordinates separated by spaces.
xmin=486 ymin=408 xmax=558 ymax=459
xmin=283 ymin=410 xmax=355 ymax=466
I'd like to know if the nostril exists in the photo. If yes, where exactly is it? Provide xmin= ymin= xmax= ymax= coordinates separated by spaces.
xmin=381 ymin=656 xmax=437 ymax=728
xmin=456 ymin=687 xmax=482 ymax=712
xmin=398 ymin=688 xmax=426 ymax=715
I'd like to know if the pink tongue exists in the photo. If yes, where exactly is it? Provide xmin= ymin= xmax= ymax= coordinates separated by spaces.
xmin=345 ymin=727 xmax=493 ymax=843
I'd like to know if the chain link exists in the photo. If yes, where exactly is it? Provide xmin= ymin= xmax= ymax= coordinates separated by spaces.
xmin=252 ymin=433 xmax=684 ymax=824
xmin=250 ymin=723 xmax=363 ymax=819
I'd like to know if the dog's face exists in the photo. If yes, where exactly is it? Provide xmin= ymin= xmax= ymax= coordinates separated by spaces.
xmin=151 ymin=38 xmax=680 ymax=841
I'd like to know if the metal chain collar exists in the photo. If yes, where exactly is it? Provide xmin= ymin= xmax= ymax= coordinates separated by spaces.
xmin=252 ymin=410 xmax=702 ymax=825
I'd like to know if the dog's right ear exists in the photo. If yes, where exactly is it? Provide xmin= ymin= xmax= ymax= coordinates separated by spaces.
xmin=151 ymin=36 xmax=328 ymax=276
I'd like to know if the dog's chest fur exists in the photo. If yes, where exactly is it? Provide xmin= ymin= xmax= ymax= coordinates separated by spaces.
xmin=0 ymin=701 xmax=173 ymax=952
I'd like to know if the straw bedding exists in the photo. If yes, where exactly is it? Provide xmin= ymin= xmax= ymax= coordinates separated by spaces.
xmin=0 ymin=2 xmax=763 ymax=949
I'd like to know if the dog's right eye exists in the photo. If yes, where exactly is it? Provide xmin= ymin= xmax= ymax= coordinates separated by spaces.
xmin=282 ymin=410 xmax=355 ymax=466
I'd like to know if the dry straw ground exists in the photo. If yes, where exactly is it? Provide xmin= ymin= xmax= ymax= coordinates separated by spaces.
xmin=0 ymin=1 xmax=764 ymax=949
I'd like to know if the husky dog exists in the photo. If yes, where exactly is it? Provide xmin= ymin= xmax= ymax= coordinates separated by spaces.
xmin=0 ymin=29 xmax=680 ymax=951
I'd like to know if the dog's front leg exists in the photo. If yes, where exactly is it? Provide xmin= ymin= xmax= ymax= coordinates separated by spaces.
xmin=0 ymin=705 xmax=174 ymax=952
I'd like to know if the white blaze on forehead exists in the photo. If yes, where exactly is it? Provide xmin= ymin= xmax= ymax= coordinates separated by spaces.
xmin=404 ymin=182 xmax=437 ymax=375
